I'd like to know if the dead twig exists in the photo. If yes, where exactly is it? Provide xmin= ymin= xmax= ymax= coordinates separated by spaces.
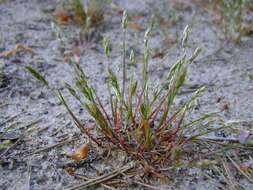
xmin=119 ymin=170 xmax=162 ymax=190
xmin=74 ymin=174 xmax=116 ymax=190
xmin=0 ymin=113 xmax=22 ymax=127
xmin=184 ymin=134 xmax=242 ymax=143
xmin=65 ymin=162 xmax=135 ymax=190
xmin=17 ymin=118 xmax=42 ymax=131
xmin=226 ymin=153 xmax=253 ymax=184
xmin=26 ymin=164 xmax=32 ymax=190
xmin=222 ymin=158 xmax=239 ymax=190
xmin=26 ymin=137 xmax=78 ymax=156
xmin=130 ymin=180 xmax=163 ymax=190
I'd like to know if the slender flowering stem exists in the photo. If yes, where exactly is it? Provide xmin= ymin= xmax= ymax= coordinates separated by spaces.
xmin=121 ymin=10 xmax=128 ymax=128
xmin=122 ymin=30 xmax=127 ymax=99
xmin=121 ymin=10 xmax=128 ymax=100
xmin=142 ymin=28 xmax=151 ymax=103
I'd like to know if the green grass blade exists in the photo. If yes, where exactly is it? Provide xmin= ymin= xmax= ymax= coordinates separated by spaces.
xmin=26 ymin=66 xmax=48 ymax=87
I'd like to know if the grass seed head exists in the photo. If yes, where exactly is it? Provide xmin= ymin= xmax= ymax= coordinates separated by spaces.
xmin=121 ymin=10 xmax=128 ymax=31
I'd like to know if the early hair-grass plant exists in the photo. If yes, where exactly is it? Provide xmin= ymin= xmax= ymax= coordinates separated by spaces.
xmin=54 ymin=0 xmax=108 ymax=42
xmin=211 ymin=0 xmax=253 ymax=42
xmin=71 ymin=0 xmax=86 ymax=25
xmin=27 ymin=11 xmax=224 ymax=171
xmin=71 ymin=0 xmax=108 ymax=26
xmin=86 ymin=0 xmax=107 ymax=26
xmin=220 ymin=0 xmax=245 ymax=42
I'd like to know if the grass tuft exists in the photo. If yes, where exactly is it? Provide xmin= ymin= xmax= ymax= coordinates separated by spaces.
xmin=210 ymin=0 xmax=253 ymax=42
xmin=27 ymin=11 xmax=225 ymax=172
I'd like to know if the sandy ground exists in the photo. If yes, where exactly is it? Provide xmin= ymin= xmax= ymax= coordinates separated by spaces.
xmin=0 ymin=0 xmax=253 ymax=189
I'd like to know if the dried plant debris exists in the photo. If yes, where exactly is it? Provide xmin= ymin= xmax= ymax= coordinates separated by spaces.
xmin=70 ymin=143 xmax=89 ymax=162
xmin=66 ymin=161 xmax=135 ymax=190
xmin=0 ymin=44 xmax=35 ymax=58
xmin=53 ymin=0 xmax=107 ymax=26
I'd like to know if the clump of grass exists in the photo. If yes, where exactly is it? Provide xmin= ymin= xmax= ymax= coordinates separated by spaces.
xmin=71 ymin=0 xmax=86 ymax=25
xmin=221 ymin=0 xmax=244 ymax=42
xmin=86 ymin=0 xmax=107 ymax=26
xmin=71 ymin=0 xmax=108 ymax=42
xmin=71 ymin=0 xmax=107 ymax=26
xmin=212 ymin=0 xmax=253 ymax=42
xmin=54 ymin=0 xmax=108 ymax=42
xmin=27 ymin=11 xmax=221 ymax=170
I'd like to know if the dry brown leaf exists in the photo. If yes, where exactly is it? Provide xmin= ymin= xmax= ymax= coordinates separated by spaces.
xmin=239 ymin=164 xmax=251 ymax=175
xmin=54 ymin=12 xmax=72 ymax=25
xmin=73 ymin=14 xmax=86 ymax=25
xmin=152 ymin=51 xmax=164 ymax=59
xmin=128 ymin=22 xmax=142 ymax=30
xmin=65 ymin=166 xmax=75 ymax=175
xmin=70 ymin=143 xmax=89 ymax=162
xmin=0 ymin=44 xmax=35 ymax=58
xmin=172 ymin=115 xmax=177 ymax=125
xmin=143 ymin=162 xmax=164 ymax=178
